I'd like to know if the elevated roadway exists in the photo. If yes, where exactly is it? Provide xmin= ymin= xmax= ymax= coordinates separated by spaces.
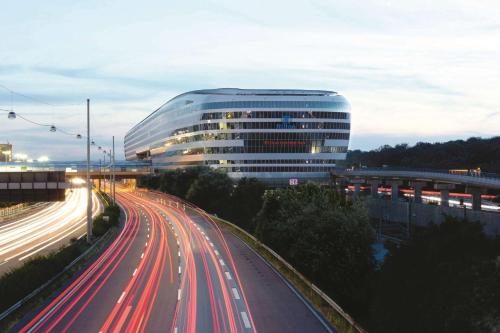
xmin=334 ymin=168 xmax=500 ymax=190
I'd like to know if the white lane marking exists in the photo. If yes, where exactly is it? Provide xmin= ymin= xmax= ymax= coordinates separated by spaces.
xmin=178 ymin=266 xmax=182 ymax=275
xmin=232 ymin=288 xmax=240 ymax=300
xmin=225 ymin=272 xmax=232 ymax=280
xmin=117 ymin=291 xmax=126 ymax=304
xmin=145 ymin=242 xmax=148 ymax=247
xmin=219 ymin=259 xmax=225 ymax=266
xmin=141 ymin=252 xmax=144 ymax=259
xmin=201 ymin=231 xmax=205 ymax=235
xmin=214 ymin=250 xmax=219 ymax=256
xmin=209 ymin=242 xmax=214 ymax=247
xmin=147 ymin=234 xmax=149 ymax=238
xmin=178 ymin=251 xmax=181 ymax=257
xmin=177 ymin=289 xmax=181 ymax=300
xmin=174 ymin=328 xmax=178 ymax=333
xmin=205 ymin=236 xmax=209 ymax=241
xmin=177 ymin=241 xmax=180 ymax=246
xmin=241 ymin=311 xmax=251 ymax=328
xmin=133 ymin=268 xmax=138 ymax=276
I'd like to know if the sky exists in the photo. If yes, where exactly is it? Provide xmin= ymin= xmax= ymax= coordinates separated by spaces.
xmin=0 ymin=0 xmax=499 ymax=160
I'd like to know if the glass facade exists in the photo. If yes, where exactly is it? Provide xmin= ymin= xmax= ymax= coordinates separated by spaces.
xmin=124 ymin=88 xmax=351 ymax=184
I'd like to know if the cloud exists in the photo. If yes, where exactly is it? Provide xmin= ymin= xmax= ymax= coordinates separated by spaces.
xmin=0 ymin=0 xmax=499 ymax=159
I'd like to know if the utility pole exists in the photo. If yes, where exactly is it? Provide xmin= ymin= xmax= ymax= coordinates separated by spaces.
xmin=98 ymin=158 xmax=102 ymax=192
xmin=112 ymin=136 xmax=116 ymax=205
xmin=86 ymin=99 xmax=92 ymax=243
xmin=103 ymin=153 xmax=106 ymax=193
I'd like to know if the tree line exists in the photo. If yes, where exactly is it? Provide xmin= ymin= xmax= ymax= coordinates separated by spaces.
xmin=344 ymin=136 xmax=500 ymax=173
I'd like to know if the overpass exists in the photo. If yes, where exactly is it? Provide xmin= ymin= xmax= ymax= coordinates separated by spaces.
xmin=332 ymin=167 xmax=500 ymax=211
xmin=0 ymin=161 xmax=152 ymax=202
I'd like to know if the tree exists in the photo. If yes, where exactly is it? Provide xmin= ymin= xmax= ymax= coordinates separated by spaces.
xmin=254 ymin=183 xmax=375 ymax=320
xmin=186 ymin=169 xmax=233 ymax=216
xmin=369 ymin=217 xmax=500 ymax=333
xmin=227 ymin=178 xmax=266 ymax=232
xmin=160 ymin=166 xmax=207 ymax=198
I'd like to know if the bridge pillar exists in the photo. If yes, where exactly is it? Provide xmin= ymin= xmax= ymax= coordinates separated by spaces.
xmin=467 ymin=187 xmax=484 ymax=211
xmin=410 ymin=181 xmax=426 ymax=204
xmin=389 ymin=181 xmax=403 ymax=204
xmin=434 ymin=184 xmax=455 ymax=207
xmin=351 ymin=178 xmax=365 ymax=199
xmin=367 ymin=180 xmax=379 ymax=198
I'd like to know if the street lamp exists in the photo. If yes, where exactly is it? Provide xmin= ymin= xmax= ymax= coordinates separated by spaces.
xmin=86 ymin=99 xmax=92 ymax=243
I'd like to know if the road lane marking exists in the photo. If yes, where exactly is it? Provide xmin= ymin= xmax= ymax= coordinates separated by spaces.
xmin=219 ymin=259 xmax=225 ymax=266
xmin=209 ymin=242 xmax=214 ymax=247
xmin=241 ymin=311 xmax=251 ymax=328
xmin=225 ymin=272 xmax=232 ymax=280
xmin=145 ymin=242 xmax=148 ymax=247
xmin=214 ymin=250 xmax=219 ymax=256
xmin=232 ymin=288 xmax=240 ymax=300
xmin=133 ymin=268 xmax=138 ymax=276
xmin=178 ymin=266 xmax=182 ymax=275
xmin=177 ymin=289 xmax=181 ymax=300
xmin=141 ymin=252 xmax=144 ymax=259
xmin=117 ymin=291 xmax=126 ymax=304
xmin=178 ymin=251 xmax=181 ymax=257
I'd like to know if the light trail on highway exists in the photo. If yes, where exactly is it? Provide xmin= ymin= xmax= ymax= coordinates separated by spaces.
xmin=16 ymin=189 xmax=335 ymax=333
xmin=0 ymin=188 xmax=101 ymax=273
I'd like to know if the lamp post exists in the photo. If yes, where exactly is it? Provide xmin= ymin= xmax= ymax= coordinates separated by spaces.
xmin=112 ymin=136 xmax=116 ymax=205
xmin=86 ymin=99 xmax=92 ymax=243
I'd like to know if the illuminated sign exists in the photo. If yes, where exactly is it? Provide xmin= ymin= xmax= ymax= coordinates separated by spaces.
xmin=263 ymin=140 xmax=305 ymax=145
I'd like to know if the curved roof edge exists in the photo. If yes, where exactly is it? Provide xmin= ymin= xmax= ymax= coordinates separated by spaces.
xmin=126 ymin=88 xmax=342 ymax=136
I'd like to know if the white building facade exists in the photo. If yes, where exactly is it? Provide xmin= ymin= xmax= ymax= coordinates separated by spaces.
xmin=124 ymin=88 xmax=351 ymax=184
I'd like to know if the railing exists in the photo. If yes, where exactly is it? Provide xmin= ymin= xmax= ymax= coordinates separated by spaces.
xmin=339 ymin=167 xmax=500 ymax=181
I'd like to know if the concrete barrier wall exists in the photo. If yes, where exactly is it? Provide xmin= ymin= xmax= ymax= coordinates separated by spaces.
xmin=366 ymin=198 xmax=500 ymax=236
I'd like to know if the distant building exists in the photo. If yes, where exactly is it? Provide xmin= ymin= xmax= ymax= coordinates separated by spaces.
xmin=0 ymin=144 xmax=12 ymax=162
xmin=124 ymin=88 xmax=351 ymax=184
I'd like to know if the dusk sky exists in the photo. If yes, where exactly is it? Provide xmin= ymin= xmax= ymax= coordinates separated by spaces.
xmin=1 ymin=0 xmax=499 ymax=160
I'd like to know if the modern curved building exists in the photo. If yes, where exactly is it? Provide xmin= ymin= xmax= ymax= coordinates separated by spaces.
xmin=124 ymin=88 xmax=351 ymax=184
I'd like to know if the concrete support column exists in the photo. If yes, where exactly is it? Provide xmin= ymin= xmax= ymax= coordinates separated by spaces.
xmin=468 ymin=187 xmax=484 ymax=211
xmin=410 ymin=181 xmax=426 ymax=204
xmin=351 ymin=178 xmax=365 ymax=199
xmin=434 ymin=183 xmax=455 ymax=208
xmin=441 ymin=190 xmax=450 ymax=207
xmin=389 ymin=181 xmax=403 ymax=204
xmin=368 ymin=180 xmax=379 ymax=198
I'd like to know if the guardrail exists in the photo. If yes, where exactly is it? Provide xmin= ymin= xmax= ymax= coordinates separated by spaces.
xmin=335 ymin=168 xmax=500 ymax=190
xmin=340 ymin=167 xmax=500 ymax=181
xmin=0 ymin=228 xmax=115 ymax=323
xmin=206 ymin=214 xmax=365 ymax=333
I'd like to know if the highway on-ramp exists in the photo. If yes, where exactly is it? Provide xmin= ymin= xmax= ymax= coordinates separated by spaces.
xmin=16 ymin=189 xmax=335 ymax=333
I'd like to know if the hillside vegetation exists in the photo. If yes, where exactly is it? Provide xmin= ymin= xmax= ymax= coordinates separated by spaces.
xmin=345 ymin=136 xmax=500 ymax=173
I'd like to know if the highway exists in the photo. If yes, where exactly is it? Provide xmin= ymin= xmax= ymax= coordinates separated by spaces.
xmin=16 ymin=189 xmax=335 ymax=333
xmin=0 ymin=188 xmax=101 ymax=274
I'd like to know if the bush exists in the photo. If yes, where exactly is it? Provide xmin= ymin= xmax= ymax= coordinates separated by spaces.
xmin=93 ymin=204 xmax=120 ymax=237
xmin=369 ymin=217 xmax=500 ymax=332
xmin=0 ymin=239 xmax=88 ymax=313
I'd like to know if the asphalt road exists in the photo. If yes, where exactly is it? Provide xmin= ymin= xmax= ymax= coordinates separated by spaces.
xmin=16 ymin=189 xmax=336 ymax=333
xmin=0 ymin=188 xmax=101 ymax=275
